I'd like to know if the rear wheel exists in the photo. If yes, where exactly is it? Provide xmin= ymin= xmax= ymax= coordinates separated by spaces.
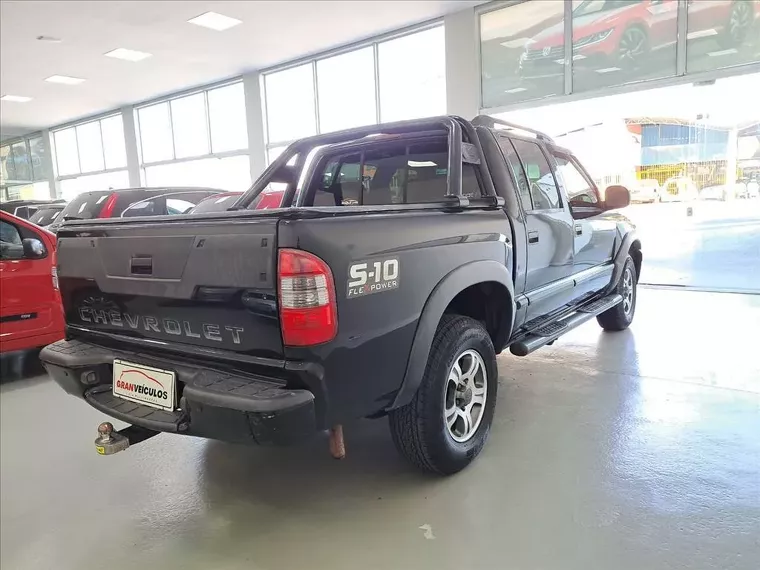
xmin=389 ymin=315 xmax=497 ymax=475
xmin=597 ymin=255 xmax=637 ymax=331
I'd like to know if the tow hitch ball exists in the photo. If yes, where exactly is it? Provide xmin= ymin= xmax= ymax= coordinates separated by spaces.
xmin=94 ymin=422 xmax=158 ymax=455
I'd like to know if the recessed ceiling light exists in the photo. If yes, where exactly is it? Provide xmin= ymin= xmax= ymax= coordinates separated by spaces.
xmin=187 ymin=11 xmax=242 ymax=31
xmin=104 ymin=48 xmax=152 ymax=62
xmin=45 ymin=75 xmax=86 ymax=85
xmin=0 ymin=95 xmax=32 ymax=103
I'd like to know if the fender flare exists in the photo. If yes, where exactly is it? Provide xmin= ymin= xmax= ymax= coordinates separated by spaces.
xmin=388 ymin=260 xmax=515 ymax=410
xmin=606 ymin=230 xmax=641 ymax=294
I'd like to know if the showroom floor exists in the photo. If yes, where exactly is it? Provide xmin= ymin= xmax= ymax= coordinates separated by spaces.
xmin=1 ymin=288 xmax=758 ymax=570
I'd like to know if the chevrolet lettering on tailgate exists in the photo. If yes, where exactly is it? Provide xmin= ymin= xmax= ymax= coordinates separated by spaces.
xmin=78 ymin=307 xmax=244 ymax=344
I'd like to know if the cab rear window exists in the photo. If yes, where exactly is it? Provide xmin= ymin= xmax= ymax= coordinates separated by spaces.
xmin=309 ymin=139 xmax=481 ymax=207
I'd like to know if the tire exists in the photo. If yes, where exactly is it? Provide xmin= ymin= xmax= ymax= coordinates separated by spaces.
xmin=389 ymin=314 xmax=498 ymax=475
xmin=597 ymin=255 xmax=637 ymax=331
xmin=718 ymin=1 xmax=753 ymax=48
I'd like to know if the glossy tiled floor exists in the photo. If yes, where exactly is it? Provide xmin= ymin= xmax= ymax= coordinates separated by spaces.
xmin=1 ymin=288 xmax=759 ymax=570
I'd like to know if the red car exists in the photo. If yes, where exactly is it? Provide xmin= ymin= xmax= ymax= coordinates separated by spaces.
xmin=0 ymin=211 xmax=65 ymax=354
xmin=519 ymin=0 xmax=756 ymax=80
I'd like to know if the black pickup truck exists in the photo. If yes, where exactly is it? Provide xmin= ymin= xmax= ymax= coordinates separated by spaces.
xmin=40 ymin=115 xmax=641 ymax=474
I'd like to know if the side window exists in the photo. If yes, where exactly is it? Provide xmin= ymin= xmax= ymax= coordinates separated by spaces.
xmin=0 ymin=220 xmax=24 ymax=260
xmin=497 ymin=135 xmax=533 ymax=210
xmin=509 ymin=139 xmax=562 ymax=210
xmin=552 ymin=154 xmax=600 ymax=207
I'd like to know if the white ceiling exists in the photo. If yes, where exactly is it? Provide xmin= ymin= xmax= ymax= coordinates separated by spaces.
xmin=0 ymin=0 xmax=481 ymax=139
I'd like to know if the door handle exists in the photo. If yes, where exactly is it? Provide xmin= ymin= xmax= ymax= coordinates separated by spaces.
xmin=575 ymin=224 xmax=583 ymax=236
xmin=130 ymin=256 xmax=153 ymax=275
xmin=528 ymin=231 xmax=539 ymax=244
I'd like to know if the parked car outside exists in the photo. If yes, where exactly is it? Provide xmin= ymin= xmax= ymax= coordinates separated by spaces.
xmin=0 ymin=199 xmax=66 ymax=220
xmin=699 ymin=182 xmax=745 ymax=201
xmin=0 ymin=211 xmax=64 ymax=355
xmin=47 ymin=187 xmax=223 ymax=233
xmin=28 ymin=203 xmax=66 ymax=227
xmin=661 ymin=176 xmax=698 ymax=202
xmin=188 ymin=192 xmax=243 ymax=214
xmin=629 ymin=178 xmax=661 ymax=203
xmin=189 ymin=187 xmax=287 ymax=214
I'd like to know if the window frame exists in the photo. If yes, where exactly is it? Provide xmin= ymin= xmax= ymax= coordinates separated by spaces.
xmin=135 ymin=80 xmax=248 ymax=169
xmin=52 ymin=114 xmax=129 ymax=187
xmin=261 ymin=22 xmax=446 ymax=163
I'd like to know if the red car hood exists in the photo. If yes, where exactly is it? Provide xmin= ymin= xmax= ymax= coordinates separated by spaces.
xmin=528 ymin=5 xmax=637 ymax=49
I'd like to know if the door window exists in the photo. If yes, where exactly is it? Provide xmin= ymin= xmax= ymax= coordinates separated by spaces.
xmin=0 ymin=220 xmax=24 ymax=260
xmin=509 ymin=139 xmax=562 ymax=210
xmin=552 ymin=154 xmax=600 ymax=208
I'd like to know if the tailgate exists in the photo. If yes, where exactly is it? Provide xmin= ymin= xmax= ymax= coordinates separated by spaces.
xmin=56 ymin=217 xmax=282 ymax=359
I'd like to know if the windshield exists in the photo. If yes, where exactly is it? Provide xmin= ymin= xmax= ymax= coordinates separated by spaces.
xmin=189 ymin=193 xmax=242 ymax=214
xmin=29 ymin=207 xmax=63 ymax=226
xmin=58 ymin=191 xmax=112 ymax=221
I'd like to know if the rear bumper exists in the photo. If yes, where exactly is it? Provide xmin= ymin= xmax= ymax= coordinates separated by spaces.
xmin=40 ymin=339 xmax=316 ymax=445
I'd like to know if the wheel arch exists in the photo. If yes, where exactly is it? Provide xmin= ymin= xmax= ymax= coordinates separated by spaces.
xmin=388 ymin=260 xmax=515 ymax=411
xmin=606 ymin=230 xmax=641 ymax=294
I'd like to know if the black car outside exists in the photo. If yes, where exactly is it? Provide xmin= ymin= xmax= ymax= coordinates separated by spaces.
xmin=47 ymin=187 xmax=224 ymax=232
xmin=28 ymin=204 xmax=66 ymax=227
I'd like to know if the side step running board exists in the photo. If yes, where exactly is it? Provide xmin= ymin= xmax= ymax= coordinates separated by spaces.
xmin=510 ymin=293 xmax=623 ymax=357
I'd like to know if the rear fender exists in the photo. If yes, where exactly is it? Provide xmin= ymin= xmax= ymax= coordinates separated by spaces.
xmin=388 ymin=260 xmax=515 ymax=410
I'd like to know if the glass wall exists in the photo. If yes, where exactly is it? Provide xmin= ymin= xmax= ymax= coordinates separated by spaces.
xmin=571 ymin=0 xmax=678 ymax=93
xmin=52 ymin=114 xmax=129 ymax=195
xmin=378 ymin=26 xmax=446 ymax=122
xmin=480 ymin=0 xmax=760 ymax=110
xmin=1 ymin=134 xmax=50 ymax=200
xmin=263 ymin=25 xmax=446 ymax=162
xmin=136 ymin=82 xmax=250 ymax=191
xmin=686 ymin=0 xmax=760 ymax=73
xmin=480 ymin=0 xmax=565 ymax=108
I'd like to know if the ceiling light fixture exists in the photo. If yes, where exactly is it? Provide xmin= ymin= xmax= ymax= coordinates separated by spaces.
xmin=45 ymin=75 xmax=86 ymax=85
xmin=0 ymin=95 xmax=33 ymax=103
xmin=187 ymin=11 xmax=242 ymax=31
xmin=104 ymin=48 xmax=153 ymax=62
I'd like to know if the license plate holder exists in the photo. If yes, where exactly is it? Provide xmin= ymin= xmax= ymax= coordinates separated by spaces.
xmin=113 ymin=359 xmax=176 ymax=411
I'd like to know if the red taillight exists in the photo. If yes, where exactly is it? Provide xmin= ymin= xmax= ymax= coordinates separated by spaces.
xmin=98 ymin=193 xmax=118 ymax=218
xmin=278 ymin=249 xmax=337 ymax=346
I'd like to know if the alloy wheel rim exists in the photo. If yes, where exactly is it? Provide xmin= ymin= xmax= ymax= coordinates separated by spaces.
xmin=622 ymin=267 xmax=634 ymax=316
xmin=619 ymin=29 xmax=646 ymax=62
xmin=444 ymin=349 xmax=488 ymax=443
xmin=730 ymin=3 xmax=751 ymax=42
